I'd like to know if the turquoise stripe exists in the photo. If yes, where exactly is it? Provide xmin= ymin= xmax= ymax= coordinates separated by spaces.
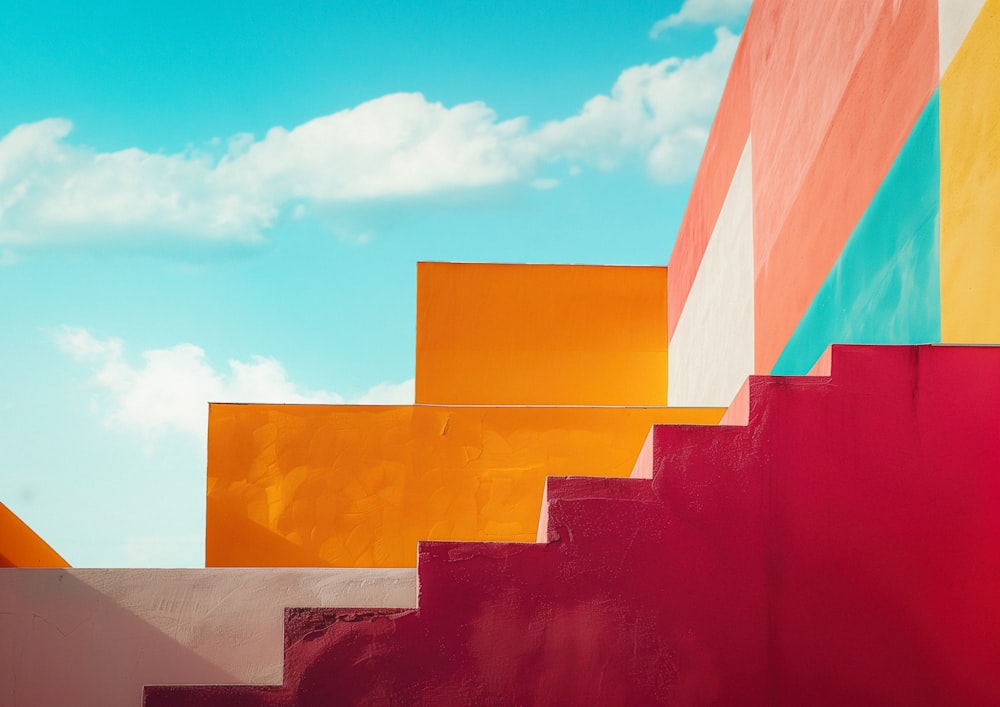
xmin=772 ymin=90 xmax=941 ymax=375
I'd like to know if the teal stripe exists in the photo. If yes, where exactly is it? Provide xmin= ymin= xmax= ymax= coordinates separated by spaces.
xmin=772 ymin=90 xmax=941 ymax=375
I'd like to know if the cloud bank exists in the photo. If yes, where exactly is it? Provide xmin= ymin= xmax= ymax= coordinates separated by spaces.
xmin=54 ymin=325 xmax=414 ymax=439
xmin=1 ymin=29 xmax=738 ymax=254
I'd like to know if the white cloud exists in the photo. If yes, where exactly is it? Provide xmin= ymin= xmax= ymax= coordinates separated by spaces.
xmin=0 ymin=119 xmax=275 ymax=248
xmin=223 ymin=93 xmax=532 ymax=202
xmin=529 ymin=27 xmax=739 ymax=181
xmin=650 ymin=0 xmax=752 ymax=37
xmin=53 ymin=326 xmax=413 ymax=439
xmin=2 ymin=31 xmax=738 ymax=255
xmin=352 ymin=378 xmax=416 ymax=405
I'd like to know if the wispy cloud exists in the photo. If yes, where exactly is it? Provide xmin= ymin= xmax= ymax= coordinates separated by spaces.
xmin=650 ymin=0 xmax=752 ymax=37
xmin=53 ymin=326 xmax=414 ymax=439
xmin=1 ymin=30 xmax=738 ymax=257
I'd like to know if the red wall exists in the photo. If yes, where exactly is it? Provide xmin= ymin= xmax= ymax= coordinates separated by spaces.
xmin=145 ymin=345 xmax=1000 ymax=706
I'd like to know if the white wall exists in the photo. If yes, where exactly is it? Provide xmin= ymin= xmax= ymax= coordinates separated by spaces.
xmin=939 ymin=0 xmax=988 ymax=78
xmin=668 ymin=137 xmax=755 ymax=408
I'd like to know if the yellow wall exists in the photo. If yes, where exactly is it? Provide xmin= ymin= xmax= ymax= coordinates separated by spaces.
xmin=941 ymin=0 xmax=1000 ymax=343
xmin=206 ymin=404 xmax=722 ymax=568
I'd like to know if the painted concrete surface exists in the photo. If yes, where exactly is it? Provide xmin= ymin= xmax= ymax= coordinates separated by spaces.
xmin=148 ymin=345 xmax=1000 ymax=706
xmin=939 ymin=0 xmax=988 ymax=77
xmin=206 ymin=403 xmax=722 ymax=568
xmin=668 ymin=137 xmax=754 ymax=407
xmin=667 ymin=33 xmax=751 ymax=341
xmin=0 ymin=567 xmax=416 ymax=707
xmin=748 ymin=0 xmax=884 ymax=271
xmin=151 ymin=470 xmax=768 ymax=705
xmin=416 ymin=262 xmax=668 ymax=406
xmin=667 ymin=0 xmax=945 ymax=379
xmin=764 ymin=346 xmax=1000 ymax=705
xmin=941 ymin=0 xmax=1000 ymax=344
xmin=750 ymin=0 xmax=938 ymax=373
xmin=772 ymin=93 xmax=941 ymax=374
xmin=0 ymin=501 xmax=68 ymax=567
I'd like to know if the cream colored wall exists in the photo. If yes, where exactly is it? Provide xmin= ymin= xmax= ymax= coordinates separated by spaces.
xmin=0 ymin=567 xmax=416 ymax=707
xmin=668 ymin=138 xmax=755 ymax=407
xmin=938 ymin=0 xmax=988 ymax=78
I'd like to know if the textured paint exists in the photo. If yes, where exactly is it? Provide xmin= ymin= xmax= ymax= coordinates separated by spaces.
xmin=206 ymin=403 xmax=722 ymax=568
xmin=668 ymin=137 xmax=754 ymax=407
xmin=148 ymin=346 xmax=1000 ymax=706
xmin=667 ymin=31 xmax=751 ymax=340
xmin=150 ymin=470 xmax=768 ymax=706
xmin=766 ymin=346 xmax=1000 ymax=705
xmin=750 ymin=0 xmax=938 ymax=373
xmin=416 ymin=262 xmax=668 ymax=406
xmin=938 ymin=0 xmax=988 ymax=77
xmin=773 ymin=93 xmax=941 ymax=374
xmin=940 ymin=0 xmax=1000 ymax=343
xmin=0 ymin=501 xmax=68 ymax=568
xmin=0 ymin=567 xmax=415 ymax=707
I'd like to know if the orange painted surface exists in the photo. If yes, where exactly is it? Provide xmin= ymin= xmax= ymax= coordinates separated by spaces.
xmin=750 ymin=0 xmax=937 ymax=372
xmin=0 ymin=502 xmax=69 ymax=568
xmin=667 ymin=22 xmax=752 ymax=341
xmin=205 ymin=403 xmax=723 ymax=568
xmin=415 ymin=263 xmax=668 ymax=406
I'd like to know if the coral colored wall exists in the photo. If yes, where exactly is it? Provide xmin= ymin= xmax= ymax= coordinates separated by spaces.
xmin=0 ymin=568 xmax=415 ymax=707
xmin=773 ymin=93 xmax=941 ymax=374
xmin=206 ymin=403 xmax=721 ymax=568
xmin=749 ymin=1 xmax=937 ymax=375
xmin=667 ymin=0 xmax=999 ymax=407
xmin=0 ymin=501 xmax=68 ymax=568
xmin=416 ymin=262 xmax=669 ymax=406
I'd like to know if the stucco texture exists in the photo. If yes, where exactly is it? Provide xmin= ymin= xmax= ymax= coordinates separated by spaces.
xmin=205 ymin=403 xmax=722 ymax=568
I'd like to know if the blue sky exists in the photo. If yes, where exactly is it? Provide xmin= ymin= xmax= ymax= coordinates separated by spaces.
xmin=0 ymin=0 xmax=749 ymax=566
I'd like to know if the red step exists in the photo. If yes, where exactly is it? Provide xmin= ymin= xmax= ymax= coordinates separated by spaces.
xmin=145 ymin=345 xmax=1000 ymax=706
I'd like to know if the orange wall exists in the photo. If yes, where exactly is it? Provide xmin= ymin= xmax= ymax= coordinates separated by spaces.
xmin=416 ymin=263 xmax=669 ymax=406
xmin=206 ymin=403 xmax=722 ymax=568
xmin=0 ymin=502 xmax=68 ymax=568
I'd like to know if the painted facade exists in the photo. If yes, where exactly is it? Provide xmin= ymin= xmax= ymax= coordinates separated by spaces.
xmin=148 ymin=345 xmax=1000 ymax=706
xmin=4 ymin=1 xmax=1000 ymax=705
xmin=207 ymin=262 xmax=720 ymax=569
xmin=0 ymin=568 xmax=415 ymax=707
xmin=207 ymin=403 xmax=719 ymax=568
xmin=668 ymin=0 xmax=996 ymax=407
xmin=416 ymin=262 xmax=670 ymax=406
